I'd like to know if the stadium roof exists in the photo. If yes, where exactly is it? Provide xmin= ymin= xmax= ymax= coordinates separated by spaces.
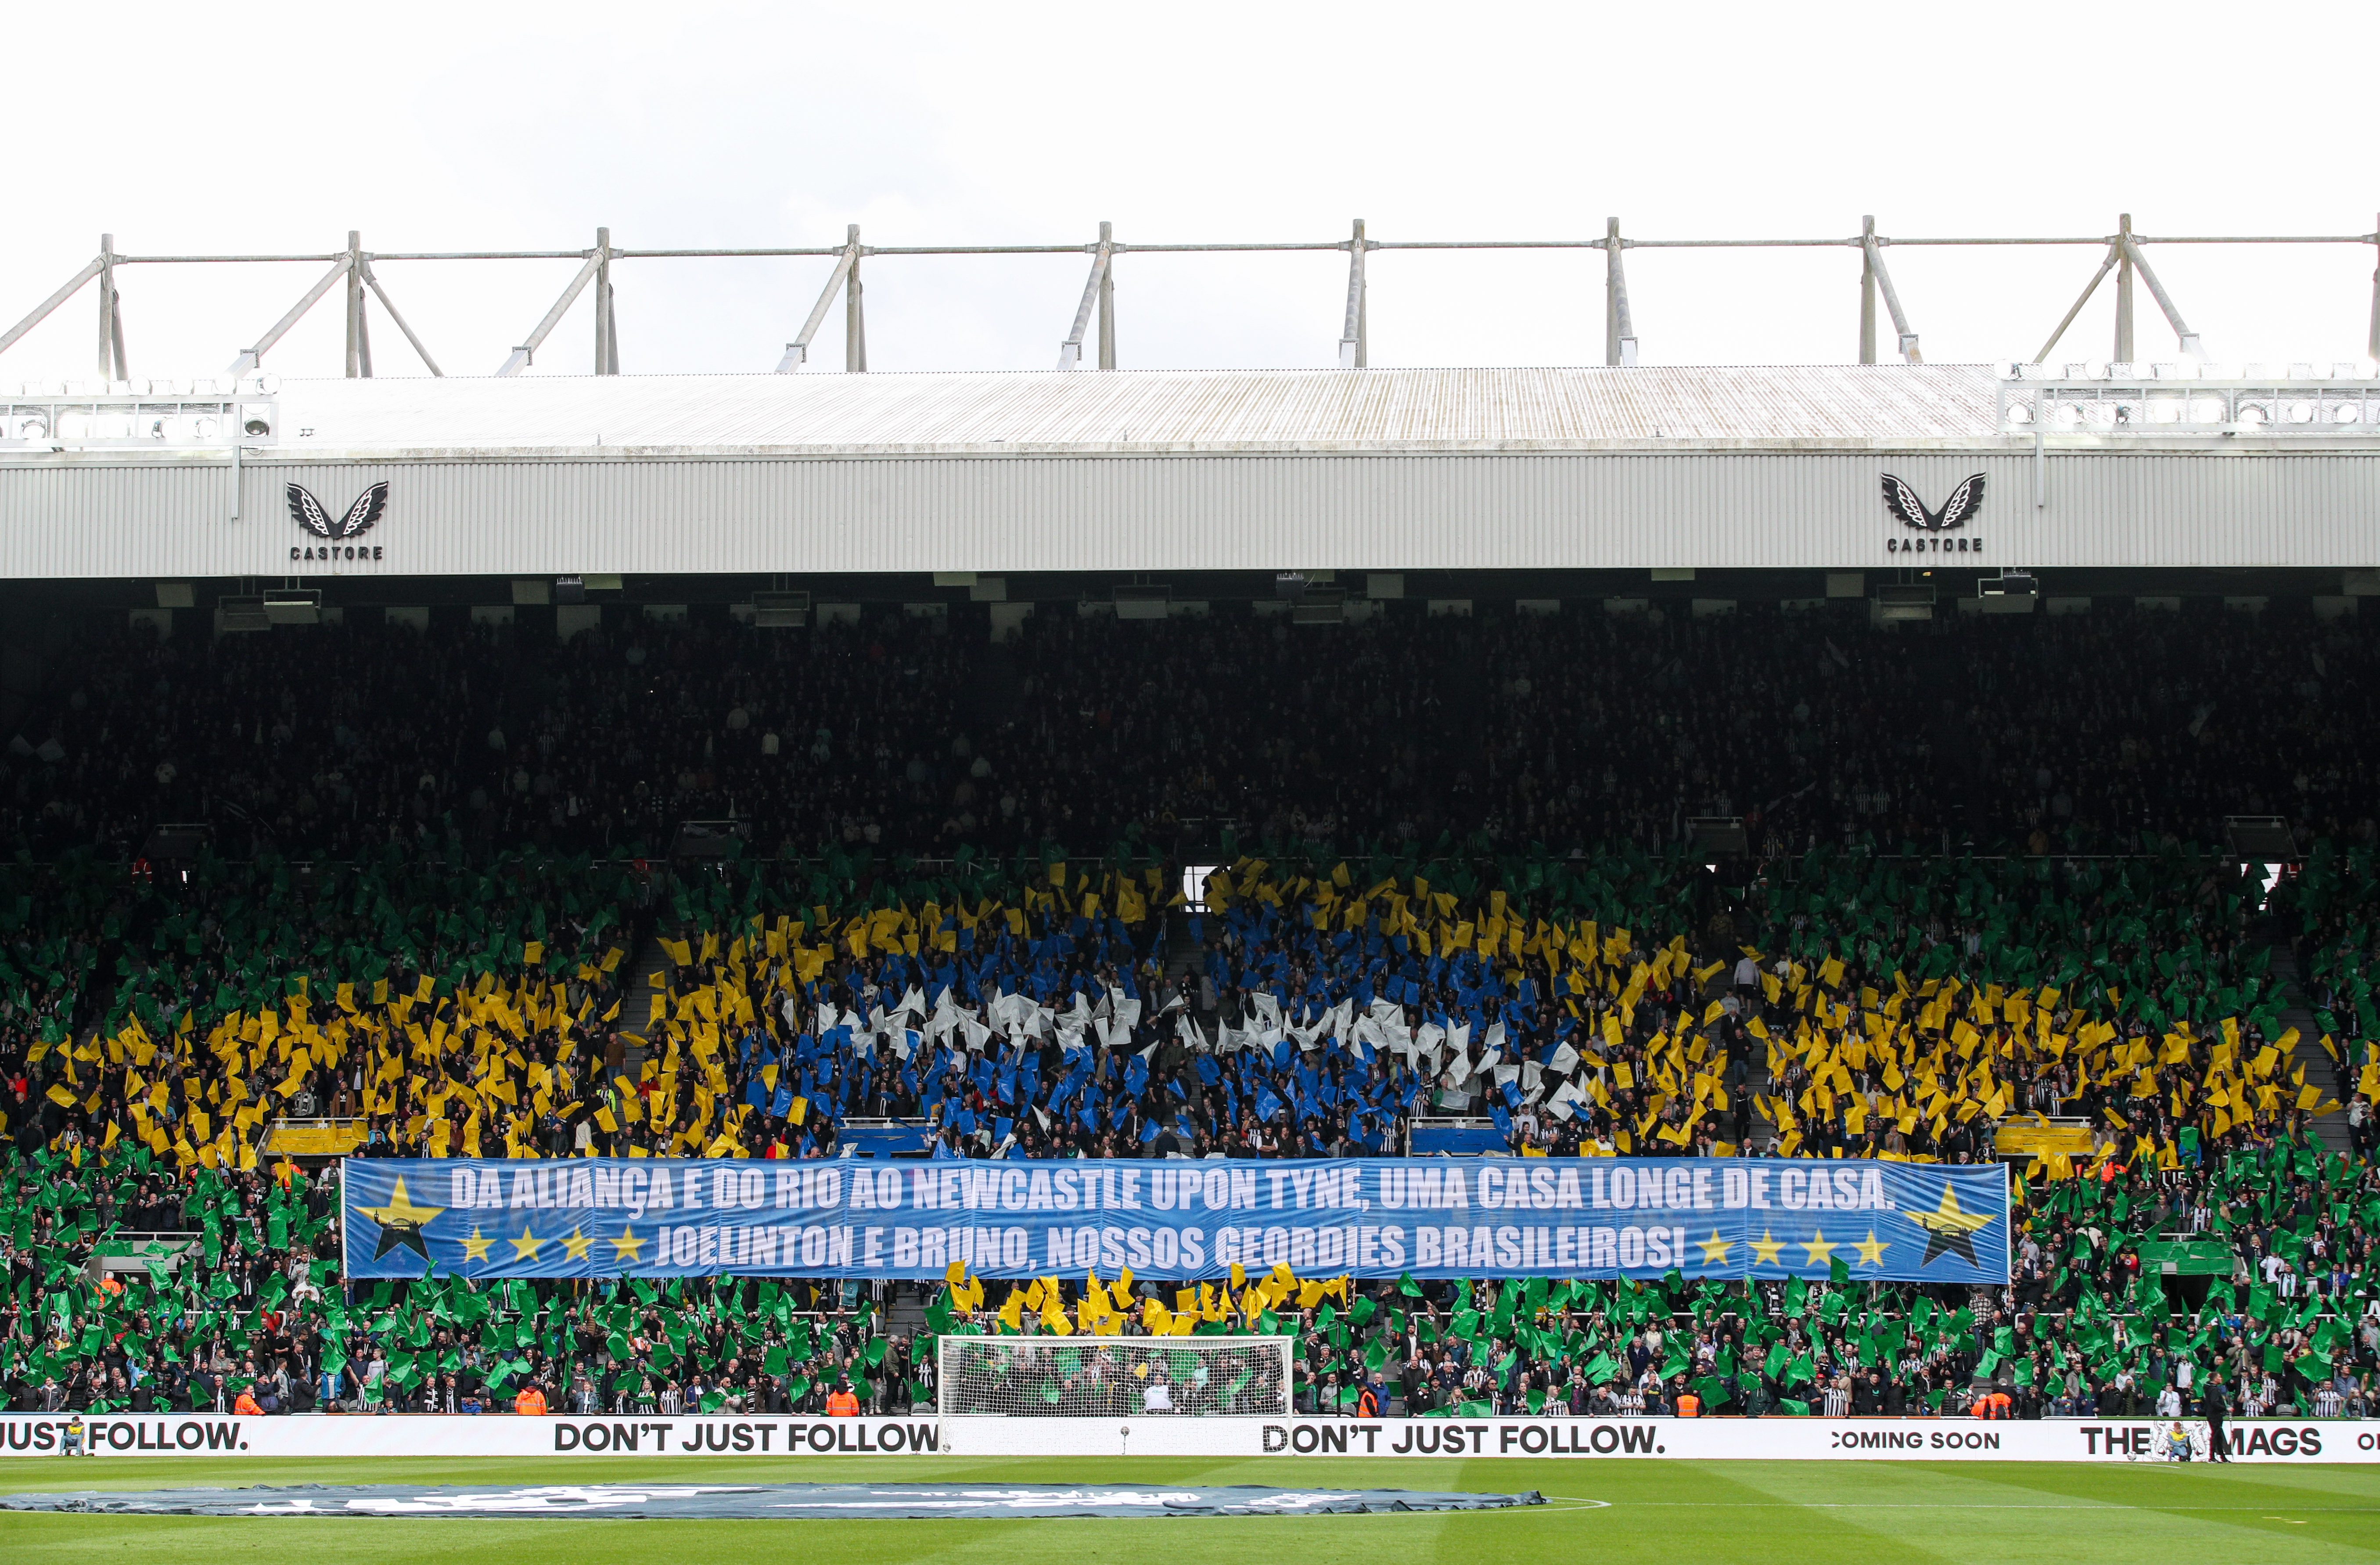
xmin=5 ymin=363 xmax=2376 ymax=580
xmin=270 ymin=364 xmax=2006 ymax=454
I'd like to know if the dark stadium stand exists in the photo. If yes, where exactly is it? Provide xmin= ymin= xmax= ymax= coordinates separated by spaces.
xmin=8 ymin=599 xmax=2378 ymax=866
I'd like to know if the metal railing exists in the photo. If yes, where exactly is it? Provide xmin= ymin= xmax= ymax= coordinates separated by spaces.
xmin=4 ymin=213 xmax=2376 ymax=382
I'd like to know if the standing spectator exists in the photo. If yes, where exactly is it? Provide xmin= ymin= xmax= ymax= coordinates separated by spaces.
xmin=2200 ymin=1372 xmax=2231 ymax=1463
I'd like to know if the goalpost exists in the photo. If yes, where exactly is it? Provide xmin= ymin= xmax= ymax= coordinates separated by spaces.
xmin=936 ymin=1335 xmax=1292 ymax=1418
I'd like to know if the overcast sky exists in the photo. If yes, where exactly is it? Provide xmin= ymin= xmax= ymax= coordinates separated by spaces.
xmin=5 ymin=3 xmax=2375 ymax=381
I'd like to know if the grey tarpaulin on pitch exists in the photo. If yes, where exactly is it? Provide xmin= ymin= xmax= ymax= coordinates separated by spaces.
xmin=1 ymin=1482 xmax=1546 ymax=1519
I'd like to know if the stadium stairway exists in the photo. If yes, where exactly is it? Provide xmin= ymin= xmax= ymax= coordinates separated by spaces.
xmin=2255 ymin=930 xmax=2354 ymax=1156
xmin=1162 ymin=908 xmax=1206 ymax=987
xmin=884 ymin=1288 xmax=928 ymax=1335
xmin=618 ymin=931 xmax=672 ymax=1079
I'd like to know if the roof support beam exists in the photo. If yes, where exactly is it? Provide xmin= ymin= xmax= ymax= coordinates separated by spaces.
xmin=846 ymin=224 xmax=866 ymax=373
xmin=355 ymin=256 xmax=442 ymax=376
xmin=497 ymin=246 xmax=604 ymax=375
xmin=2115 ymin=213 xmax=2135 ymax=362
xmin=1604 ymin=217 xmax=1637 ymax=366
xmin=344 ymin=231 xmax=371 ymax=378
xmin=2031 ymin=241 xmax=2121 ymax=365
xmin=99 ymin=233 xmax=128 ymax=381
xmin=229 ymin=255 xmax=353 ymax=375
xmin=593 ymin=227 xmax=618 ymax=376
xmin=0 ymin=254 xmax=105 ymax=361
xmin=1860 ymin=229 xmax=1921 ymax=363
xmin=1859 ymin=216 xmax=1876 ymax=364
xmin=1337 ymin=219 xmax=1368 ymax=369
xmin=1098 ymin=229 xmax=1115 ymax=371
xmin=2121 ymin=233 xmax=2205 ymax=360
xmin=777 ymin=230 xmax=860 ymax=372
xmin=1057 ymin=222 xmax=1116 ymax=371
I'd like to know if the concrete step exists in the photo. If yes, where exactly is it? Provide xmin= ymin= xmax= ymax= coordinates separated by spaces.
xmin=1162 ymin=908 xmax=1207 ymax=986
xmin=619 ymin=931 xmax=673 ymax=1077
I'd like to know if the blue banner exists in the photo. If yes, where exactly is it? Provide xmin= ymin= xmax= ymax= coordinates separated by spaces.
xmin=342 ymin=1157 xmax=2009 ymax=1284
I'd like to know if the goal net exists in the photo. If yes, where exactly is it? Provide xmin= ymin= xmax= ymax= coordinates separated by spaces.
xmin=937 ymin=1335 xmax=1291 ymax=1417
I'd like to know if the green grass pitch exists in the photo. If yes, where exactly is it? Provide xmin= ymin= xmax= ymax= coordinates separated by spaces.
xmin=2 ymin=1454 xmax=2375 ymax=1564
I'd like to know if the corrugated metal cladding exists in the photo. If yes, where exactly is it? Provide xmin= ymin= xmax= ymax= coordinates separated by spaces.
xmin=260 ymin=365 xmax=2006 ymax=449
xmin=0 ymin=447 xmax=2376 ymax=578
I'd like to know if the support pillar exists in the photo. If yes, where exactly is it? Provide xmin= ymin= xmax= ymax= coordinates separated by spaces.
xmin=594 ymin=227 xmax=616 ymax=375
xmin=2368 ymin=211 xmax=2379 ymax=363
xmin=345 ymin=230 xmax=372 ymax=377
xmin=2114 ymin=212 xmax=2135 ymax=363
xmin=845 ymin=223 xmax=866 ymax=373
xmin=1603 ymin=218 xmax=1636 ymax=366
xmin=97 ymin=233 xmax=122 ymax=380
xmin=1097 ymin=220 xmax=1115 ymax=370
xmin=1859 ymin=216 xmax=1877 ymax=365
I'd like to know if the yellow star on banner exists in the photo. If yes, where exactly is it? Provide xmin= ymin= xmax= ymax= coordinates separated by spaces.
xmin=356 ymin=1176 xmax=446 ymax=1262
xmin=1801 ymin=1230 xmax=1837 ymax=1270
xmin=611 ymin=1224 xmax=646 ymax=1263
xmin=1907 ymin=1183 xmax=1995 ymax=1267
xmin=1748 ymin=1230 xmax=1786 ymax=1266
xmin=561 ymin=1226 xmax=594 ymax=1262
xmin=1854 ymin=1230 xmax=1890 ymax=1268
xmin=508 ymin=1223 xmax=543 ymax=1262
xmin=460 ymin=1226 xmax=495 ymax=1263
xmin=1697 ymin=1230 xmax=1733 ymax=1266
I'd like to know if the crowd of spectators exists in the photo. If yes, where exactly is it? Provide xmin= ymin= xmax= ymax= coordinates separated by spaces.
xmin=0 ymin=842 xmax=2373 ymax=1421
xmin=5 ymin=844 xmax=2355 ymax=1178
xmin=4 ymin=593 xmax=2379 ymax=1424
xmin=6 ymin=1135 xmax=2375 ymax=1421
xmin=7 ymin=596 xmax=2379 ymax=866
